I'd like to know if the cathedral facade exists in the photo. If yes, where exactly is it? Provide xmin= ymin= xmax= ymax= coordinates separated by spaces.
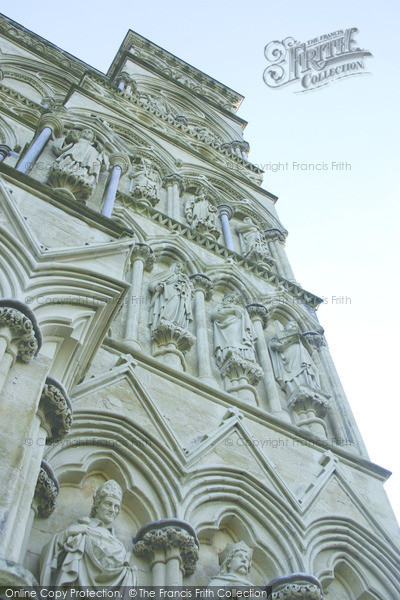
xmin=0 ymin=13 xmax=399 ymax=599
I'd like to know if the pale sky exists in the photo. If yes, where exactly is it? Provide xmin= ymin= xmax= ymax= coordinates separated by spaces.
xmin=1 ymin=1 xmax=399 ymax=522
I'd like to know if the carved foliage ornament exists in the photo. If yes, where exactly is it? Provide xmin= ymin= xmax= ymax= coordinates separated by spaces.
xmin=0 ymin=303 xmax=40 ymax=362
xmin=34 ymin=461 xmax=59 ymax=518
xmin=39 ymin=378 xmax=73 ymax=443
xmin=134 ymin=526 xmax=199 ymax=576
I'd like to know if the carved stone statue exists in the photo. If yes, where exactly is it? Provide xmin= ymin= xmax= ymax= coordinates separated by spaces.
xmin=208 ymin=541 xmax=254 ymax=587
xmin=48 ymin=128 xmax=108 ymax=201
xmin=185 ymin=190 xmax=220 ymax=238
xmin=270 ymin=321 xmax=321 ymax=394
xmin=148 ymin=263 xmax=194 ymax=332
xmin=129 ymin=158 xmax=159 ymax=203
xmin=40 ymin=480 xmax=137 ymax=588
xmin=211 ymin=293 xmax=256 ymax=366
xmin=235 ymin=217 xmax=271 ymax=262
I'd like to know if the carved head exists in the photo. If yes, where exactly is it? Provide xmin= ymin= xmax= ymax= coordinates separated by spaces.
xmin=219 ymin=541 xmax=253 ymax=576
xmin=285 ymin=320 xmax=299 ymax=333
xmin=81 ymin=128 xmax=95 ymax=141
xmin=243 ymin=217 xmax=253 ymax=224
xmin=90 ymin=480 xmax=123 ymax=524
xmin=171 ymin=262 xmax=183 ymax=273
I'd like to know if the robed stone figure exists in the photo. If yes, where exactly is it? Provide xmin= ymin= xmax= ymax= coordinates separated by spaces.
xmin=270 ymin=320 xmax=321 ymax=394
xmin=148 ymin=263 xmax=194 ymax=331
xmin=40 ymin=480 xmax=137 ymax=589
xmin=211 ymin=293 xmax=256 ymax=366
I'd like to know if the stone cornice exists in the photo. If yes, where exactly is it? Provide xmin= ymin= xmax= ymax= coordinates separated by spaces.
xmin=77 ymin=74 xmax=263 ymax=180
xmin=102 ymin=336 xmax=391 ymax=481
xmin=0 ymin=162 xmax=135 ymax=238
xmin=0 ymin=13 xmax=102 ymax=80
xmin=107 ymin=31 xmax=245 ymax=115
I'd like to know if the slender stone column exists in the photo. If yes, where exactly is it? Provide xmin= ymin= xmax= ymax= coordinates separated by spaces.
xmin=0 ymin=144 xmax=11 ymax=162
xmin=268 ymin=573 xmax=325 ymax=599
xmin=102 ymin=152 xmax=130 ymax=217
xmin=264 ymin=228 xmax=296 ymax=282
xmin=124 ymin=243 xmax=154 ymax=349
xmin=1 ymin=376 xmax=71 ymax=563
xmin=246 ymin=303 xmax=291 ymax=421
xmin=134 ymin=519 xmax=199 ymax=586
xmin=0 ymin=300 xmax=41 ymax=394
xmin=218 ymin=204 xmax=234 ymax=250
xmin=162 ymin=174 xmax=185 ymax=220
xmin=17 ymin=113 xmax=63 ymax=174
xmin=189 ymin=274 xmax=215 ymax=386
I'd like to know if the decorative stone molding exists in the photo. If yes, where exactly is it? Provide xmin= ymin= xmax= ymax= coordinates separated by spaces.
xmin=302 ymin=331 xmax=326 ymax=349
xmin=0 ymin=299 xmax=42 ymax=362
xmin=268 ymin=573 xmax=325 ymax=599
xmin=37 ymin=112 xmax=64 ymax=138
xmin=151 ymin=319 xmax=196 ymax=371
xmin=162 ymin=173 xmax=185 ymax=194
xmin=189 ymin=273 xmax=213 ymax=300
xmin=263 ymin=228 xmax=287 ymax=244
xmin=134 ymin=519 xmax=199 ymax=577
xmin=34 ymin=460 xmax=59 ymax=518
xmin=220 ymin=140 xmax=250 ymax=159
xmin=131 ymin=242 xmax=155 ymax=270
xmin=217 ymin=203 xmax=233 ymax=220
xmin=246 ymin=303 xmax=269 ymax=328
xmin=0 ymin=144 xmax=12 ymax=161
xmin=109 ymin=151 xmax=131 ymax=175
xmin=115 ymin=192 xmax=323 ymax=309
xmin=287 ymin=385 xmax=331 ymax=438
xmin=38 ymin=376 xmax=72 ymax=443
xmin=220 ymin=351 xmax=263 ymax=387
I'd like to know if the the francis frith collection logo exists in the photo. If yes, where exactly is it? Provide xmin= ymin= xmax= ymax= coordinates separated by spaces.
xmin=263 ymin=28 xmax=372 ymax=92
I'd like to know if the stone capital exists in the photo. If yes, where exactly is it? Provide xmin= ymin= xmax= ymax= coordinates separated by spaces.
xmin=217 ymin=203 xmax=233 ymax=220
xmin=162 ymin=173 xmax=185 ymax=193
xmin=246 ymin=303 xmax=269 ymax=328
xmin=38 ymin=376 xmax=72 ymax=443
xmin=0 ymin=144 xmax=12 ymax=160
xmin=109 ymin=152 xmax=131 ymax=175
xmin=0 ymin=299 xmax=42 ymax=362
xmin=189 ymin=274 xmax=213 ymax=300
xmin=115 ymin=71 xmax=137 ymax=86
xmin=268 ymin=573 xmax=325 ymax=599
xmin=134 ymin=519 xmax=199 ymax=576
xmin=264 ymin=228 xmax=286 ymax=244
xmin=302 ymin=331 xmax=326 ymax=348
xmin=37 ymin=112 xmax=64 ymax=138
xmin=131 ymin=243 xmax=155 ymax=271
xmin=220 ymin=351 xmax=263 ymax=386
xmin=151 ymin=319 xmax=195 ymax=353
xmin=34 ymin=460 xmax=59 ymax=518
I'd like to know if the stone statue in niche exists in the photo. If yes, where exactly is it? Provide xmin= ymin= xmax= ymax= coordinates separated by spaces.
xmin=208 ymin=541 xmax=255 ymax=587
xmin=48 ymin=128 xmax=109 ymax=201
xmin=185 ymin=190 xmax=220 ymax=239
xmin=211 ymin=293 xmax=256 ymax=366
xmin=39 ymin=479 xmax=137 ymax=588
xmin=270 ymin=320 xmax=321 ymax=394
xmin=235 ymin=217 xmax=272 ymax=263
xmin=129 ymin=157 xmax=159 ymax=203
xmin=148 ymin=262 xmax=194 ymax=332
